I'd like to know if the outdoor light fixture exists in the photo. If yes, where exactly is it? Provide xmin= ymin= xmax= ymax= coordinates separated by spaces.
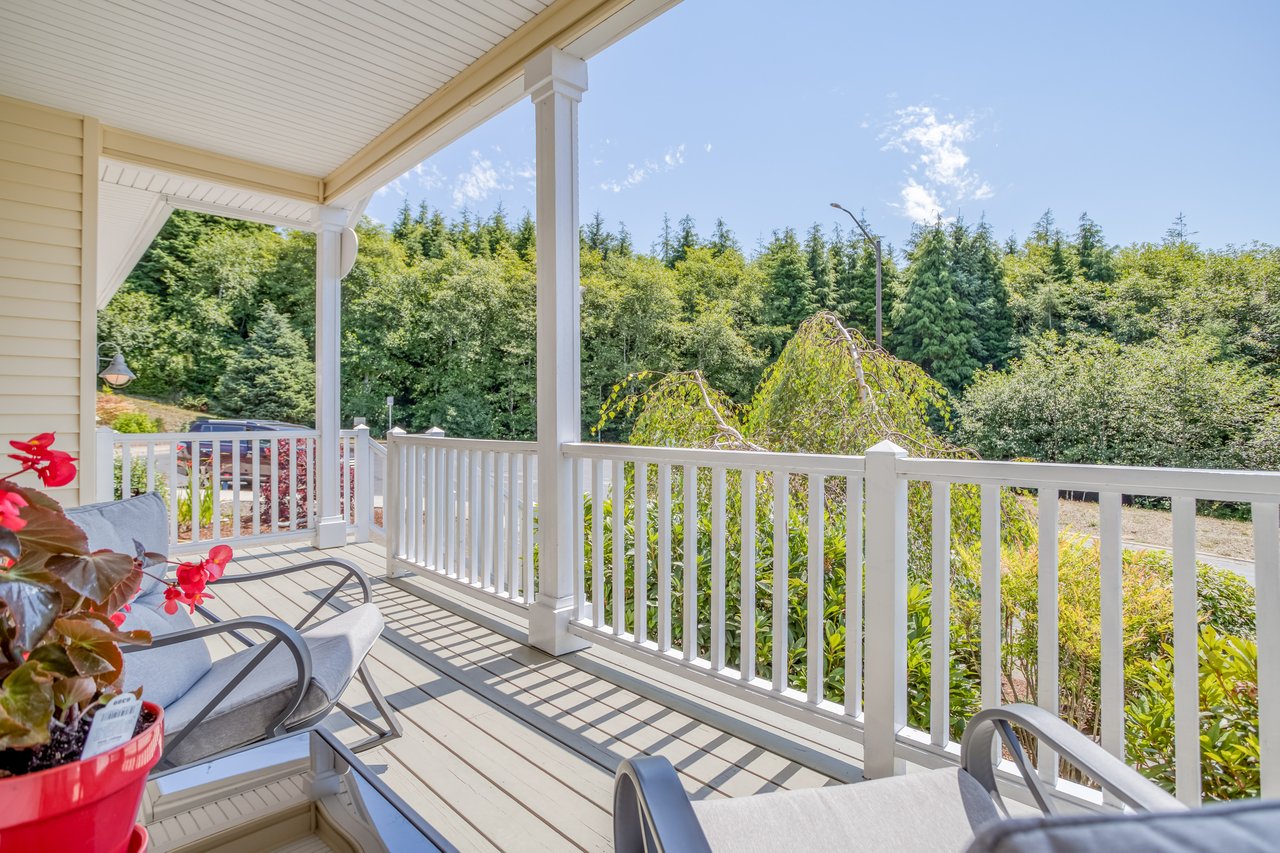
xmin=97 ymin=342 xmax=136 ymax=388
xmin=830 ymin=202 xmax=884 ymax=347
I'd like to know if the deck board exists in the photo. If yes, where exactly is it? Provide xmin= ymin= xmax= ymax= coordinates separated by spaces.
xmin=194 ymin=539 xmax=841 ymax=851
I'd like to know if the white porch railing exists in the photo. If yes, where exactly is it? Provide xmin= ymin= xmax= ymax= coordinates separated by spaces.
xmin=384 ymin=432 xmax=1280 ymax=808
xmin=385 ymin=431 xmax=538 ymax=607
xmin=98 ymin=425 xmax=383 ymax=553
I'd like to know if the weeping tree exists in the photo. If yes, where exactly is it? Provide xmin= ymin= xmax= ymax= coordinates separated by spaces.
xmin=593 ymin=312 xmax=1031 ymax=735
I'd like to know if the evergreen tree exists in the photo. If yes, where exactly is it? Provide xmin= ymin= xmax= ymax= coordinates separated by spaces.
xmin=948 ymin=220 xmax=1013 ymax=368
xmin=805 ymin=224 xmax=838 ymax=310
xmin=215 ymin=303 xmax=314 ymax=423
xmin=616 ymin=222 xmax=633 ymax=257
xmin=670 ymin=214 xmax=699 ymax=266
xmin=835 ymin=234 xmax=881 ymax=338
xmin=656 ymin=214 xmax=675 ymax=265
xmin=759 ymin=228 xmax=817 ymax=353
xmin=890 ymin=224 xmax=980 ymax=389
xmin=514 ymin=212 xmax=536 ymax=261
xmin=1076 ymin=213 xmax=1116 ymax=283
xmin=709 ymin=218 xmax=739 ymax=256
xmin=392 ymin=200 xmax=414 ymax=242
xmin=420 ymin=210 xmax=448 ymax=260
xmin=583 ymin=211 xmax=608 ymax=254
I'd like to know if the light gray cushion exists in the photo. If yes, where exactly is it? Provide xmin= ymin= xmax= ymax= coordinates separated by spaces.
xmin=966 ymin=798 xmax=1280 ymax=853
xmin=162 ymin=602 xmax=384 ymax=766
xmin=692 ymin=767 xmax=1000 ymax=853
xmin=67 ymin=493 xmax=214 ymax=707
xmin=65 ymin=492 xmax=170 ymax=596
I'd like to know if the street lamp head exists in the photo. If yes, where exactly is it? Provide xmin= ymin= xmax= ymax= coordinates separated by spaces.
xmin=98 ymin=352 xmax=135 ymax=388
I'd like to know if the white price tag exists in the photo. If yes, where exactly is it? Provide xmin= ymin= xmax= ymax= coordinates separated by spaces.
xmin=81 ymin=693 xmax=142 ymax=759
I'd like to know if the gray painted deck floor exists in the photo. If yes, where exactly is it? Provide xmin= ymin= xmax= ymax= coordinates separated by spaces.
xmin=210 ymin=540 xmax=841 ymax=852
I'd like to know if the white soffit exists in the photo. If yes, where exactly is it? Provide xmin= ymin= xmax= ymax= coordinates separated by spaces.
xmin=97 ymin=158 xmax=321 ymax=306
xmin=0 ymin=0 xmax=551 ymax=176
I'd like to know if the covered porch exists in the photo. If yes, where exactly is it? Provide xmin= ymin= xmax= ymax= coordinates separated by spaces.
xmin=185 ymin=538 xmax=842 ymax=851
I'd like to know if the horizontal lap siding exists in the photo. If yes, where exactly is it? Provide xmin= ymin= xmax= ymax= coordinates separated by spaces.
xmin=0 ymin=97 xmax=89 ymax=506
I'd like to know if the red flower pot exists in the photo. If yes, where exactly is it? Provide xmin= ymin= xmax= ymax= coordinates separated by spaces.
xmin=0 ymin=702 xmax=164 ymax=853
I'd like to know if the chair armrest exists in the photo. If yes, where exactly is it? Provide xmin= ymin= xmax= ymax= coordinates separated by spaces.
xmin=216 ymin=557 xmax=372 ymax=631
xmin=124 ymin=616 xmax=314 ymax=768
xmin=960 ymin=703 xmax=1185 ymax=816
xmin=614 ymin=756 xmax=712 ymax=853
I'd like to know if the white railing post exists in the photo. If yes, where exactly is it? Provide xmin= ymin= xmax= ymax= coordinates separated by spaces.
xmin=384 ymin=427 xmax=406 ymax=578
xmin=95 ymin=427 xmax=116 ymax=502
xmin=863 ymin=440 xmax=909 ymax=779
xmin=525 ymin=46 xmax=590 ymax=655
xmin=353 ymin=424 xmax=372 ymax=542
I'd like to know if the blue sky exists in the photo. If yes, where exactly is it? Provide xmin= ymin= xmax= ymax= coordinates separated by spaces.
xmin=368 ymin=0 xmax=1279 ymax=257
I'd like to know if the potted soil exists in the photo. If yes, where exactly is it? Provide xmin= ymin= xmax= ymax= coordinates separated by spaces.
xmin=0 ymin=434 xmax=231 ymax=852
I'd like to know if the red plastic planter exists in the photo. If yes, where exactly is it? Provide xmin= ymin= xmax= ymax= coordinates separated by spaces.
xmin=0 ymin=702 xmax=164 ymax=853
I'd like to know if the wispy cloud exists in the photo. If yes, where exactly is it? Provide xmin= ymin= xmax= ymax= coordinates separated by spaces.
xmin=881 ymin=105 xmax=992 ymax=223
xmin=376 ymin=161 xmax=446 ymax=198
xmin=451 ymin=150 xmax=514 ymax=208
xmin=598 ymin=144 xmax=686 ymax=193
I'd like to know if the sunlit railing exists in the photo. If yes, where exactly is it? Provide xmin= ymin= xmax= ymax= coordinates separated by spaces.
xmin=384 ymin=431 xmax=1280 ymax=809
xmin=99 ymin=426 xmax=382 ymax=552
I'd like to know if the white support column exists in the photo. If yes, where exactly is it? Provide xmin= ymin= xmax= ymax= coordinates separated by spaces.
xmin=313 ymin=205 xmax=351 ymax=548
xmin=863 ymin=440 xmax=909 ymax=778
xmin=525 ymin=47 xmax=590 ymax=655
xmin=353 ymin=424 xmax=372 ymax=543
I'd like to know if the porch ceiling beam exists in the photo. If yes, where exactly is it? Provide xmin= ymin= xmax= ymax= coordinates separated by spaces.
xmin=101 ymin=126 xmax=323 ymax=204
xmin=321 ymin=0 xmax=679 ymax=207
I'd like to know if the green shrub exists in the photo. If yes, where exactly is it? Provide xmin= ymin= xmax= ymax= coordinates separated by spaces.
xmin=113 ymin=454 xmax=167 ymax=504
xmin=1126 ymin=627 xmax=1259 ymax=801
xmin=111 ymin=411 xmax=161 ymax=433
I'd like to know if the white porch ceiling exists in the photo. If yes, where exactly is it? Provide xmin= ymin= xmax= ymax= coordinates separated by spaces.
xmin=0 ymin=0 xmax=551 ymax=177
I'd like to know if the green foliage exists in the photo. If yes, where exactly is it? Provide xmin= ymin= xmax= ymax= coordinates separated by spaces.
xmin=1126 ymin=628 xmax=1259 ymax=801
xmin=214 ymin=303 xmax=314 ymax=424
xmin=890 ymin=224 xmax=980 ymax=390
xmin=957 ymin=332 xmax=1273 ymax=468
xmin=109 ymin=411 xmax=161 ymax=434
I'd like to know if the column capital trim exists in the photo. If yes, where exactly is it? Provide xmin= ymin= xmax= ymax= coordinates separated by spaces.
xmin=314 ymin=205 xmax=350 ymax=231
xmin=524 ymin=47 xmax=588 ymax=103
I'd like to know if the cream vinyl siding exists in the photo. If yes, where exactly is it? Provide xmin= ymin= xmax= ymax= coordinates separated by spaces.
xmin=0 ymin=96 xmax=96 ymax=505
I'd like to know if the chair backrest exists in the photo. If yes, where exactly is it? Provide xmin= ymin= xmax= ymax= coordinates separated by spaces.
xmin=66 ymin=492 xmax=170 ymax=596
xmin=66 ymin=492 xmax=213 ymax=708
xmin=966 ymin=797 xmax=1280 ymax=852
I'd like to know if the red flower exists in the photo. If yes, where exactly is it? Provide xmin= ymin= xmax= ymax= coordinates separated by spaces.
xmin=8 ymin=433 xmax=77 ymax=487
xmin=162 ymin=585 xmax=185 ymax=615
xmin=0 ymin=490 xmax=27 ymax=531
xmin=109 ymin=611 xmax=127 ymax=628
xmin=175 ymin=561 xmax=208 ymax=596
xmin=205 ymin=544 xmax=233 ymax=581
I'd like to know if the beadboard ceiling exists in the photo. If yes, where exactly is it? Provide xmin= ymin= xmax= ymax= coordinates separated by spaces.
xmin=0 ymin=0 xmax=551 ymax=177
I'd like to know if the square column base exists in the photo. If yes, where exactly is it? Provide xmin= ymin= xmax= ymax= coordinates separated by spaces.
xmin=528 ymin=594 xmax=591 ymax=656
xmin=312 ymin=516 xmax=348 ymax=549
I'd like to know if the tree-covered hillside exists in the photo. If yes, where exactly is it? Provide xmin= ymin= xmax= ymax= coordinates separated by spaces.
xmin=99 ymin=204 xmax=1278 ymax=469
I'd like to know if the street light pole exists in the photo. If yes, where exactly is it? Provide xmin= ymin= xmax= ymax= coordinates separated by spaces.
xmin=830 ymin=202 xmax=883 ymax=347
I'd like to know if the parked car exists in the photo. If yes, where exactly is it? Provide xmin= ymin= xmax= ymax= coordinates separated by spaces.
xmin=177 ymin=419 xmax=310 ymax=487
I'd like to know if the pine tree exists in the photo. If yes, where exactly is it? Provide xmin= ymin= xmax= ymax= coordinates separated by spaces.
xmin=656 ymin=214 xmax=675 ymax=265
xmin=836 ymin=234 xmax=880 ymax=337
xmin=215 ymin=303 xmax=314 ymax=423
xmin=1075 ymin=213 xmax=1116 ymax=283
xmin=890 ymin=224 xmax=980 ymax=390
xmin=616 ymin=222 xmax=633 ymax=257
xmin=804 ymin=224 xmax=838 ymax=311
xmin=392 ymin=200 xmax=414 ymax=242
xmin=583 ymin=211 xmax=608 ymax=253
xmin=709 ymin=218 xmax=738 ymax=255
xmin=421 ymin=211 xmax=448 ymax=260
xmin=670 ymin=215 xmax=699 ymax=266
xmin=514 ymin=212 xmax=536 ymax=262
xmin=760 ymin=228 xmax=818 ymax=353
xmin=948 ymin=220 xmax=1012 ymax=368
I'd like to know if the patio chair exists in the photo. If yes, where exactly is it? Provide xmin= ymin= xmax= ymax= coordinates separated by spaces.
xmin=615 ymin=703 xmax=1280 ymax=852
xmin=68 ymin=492 xmax=402 ymax=771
